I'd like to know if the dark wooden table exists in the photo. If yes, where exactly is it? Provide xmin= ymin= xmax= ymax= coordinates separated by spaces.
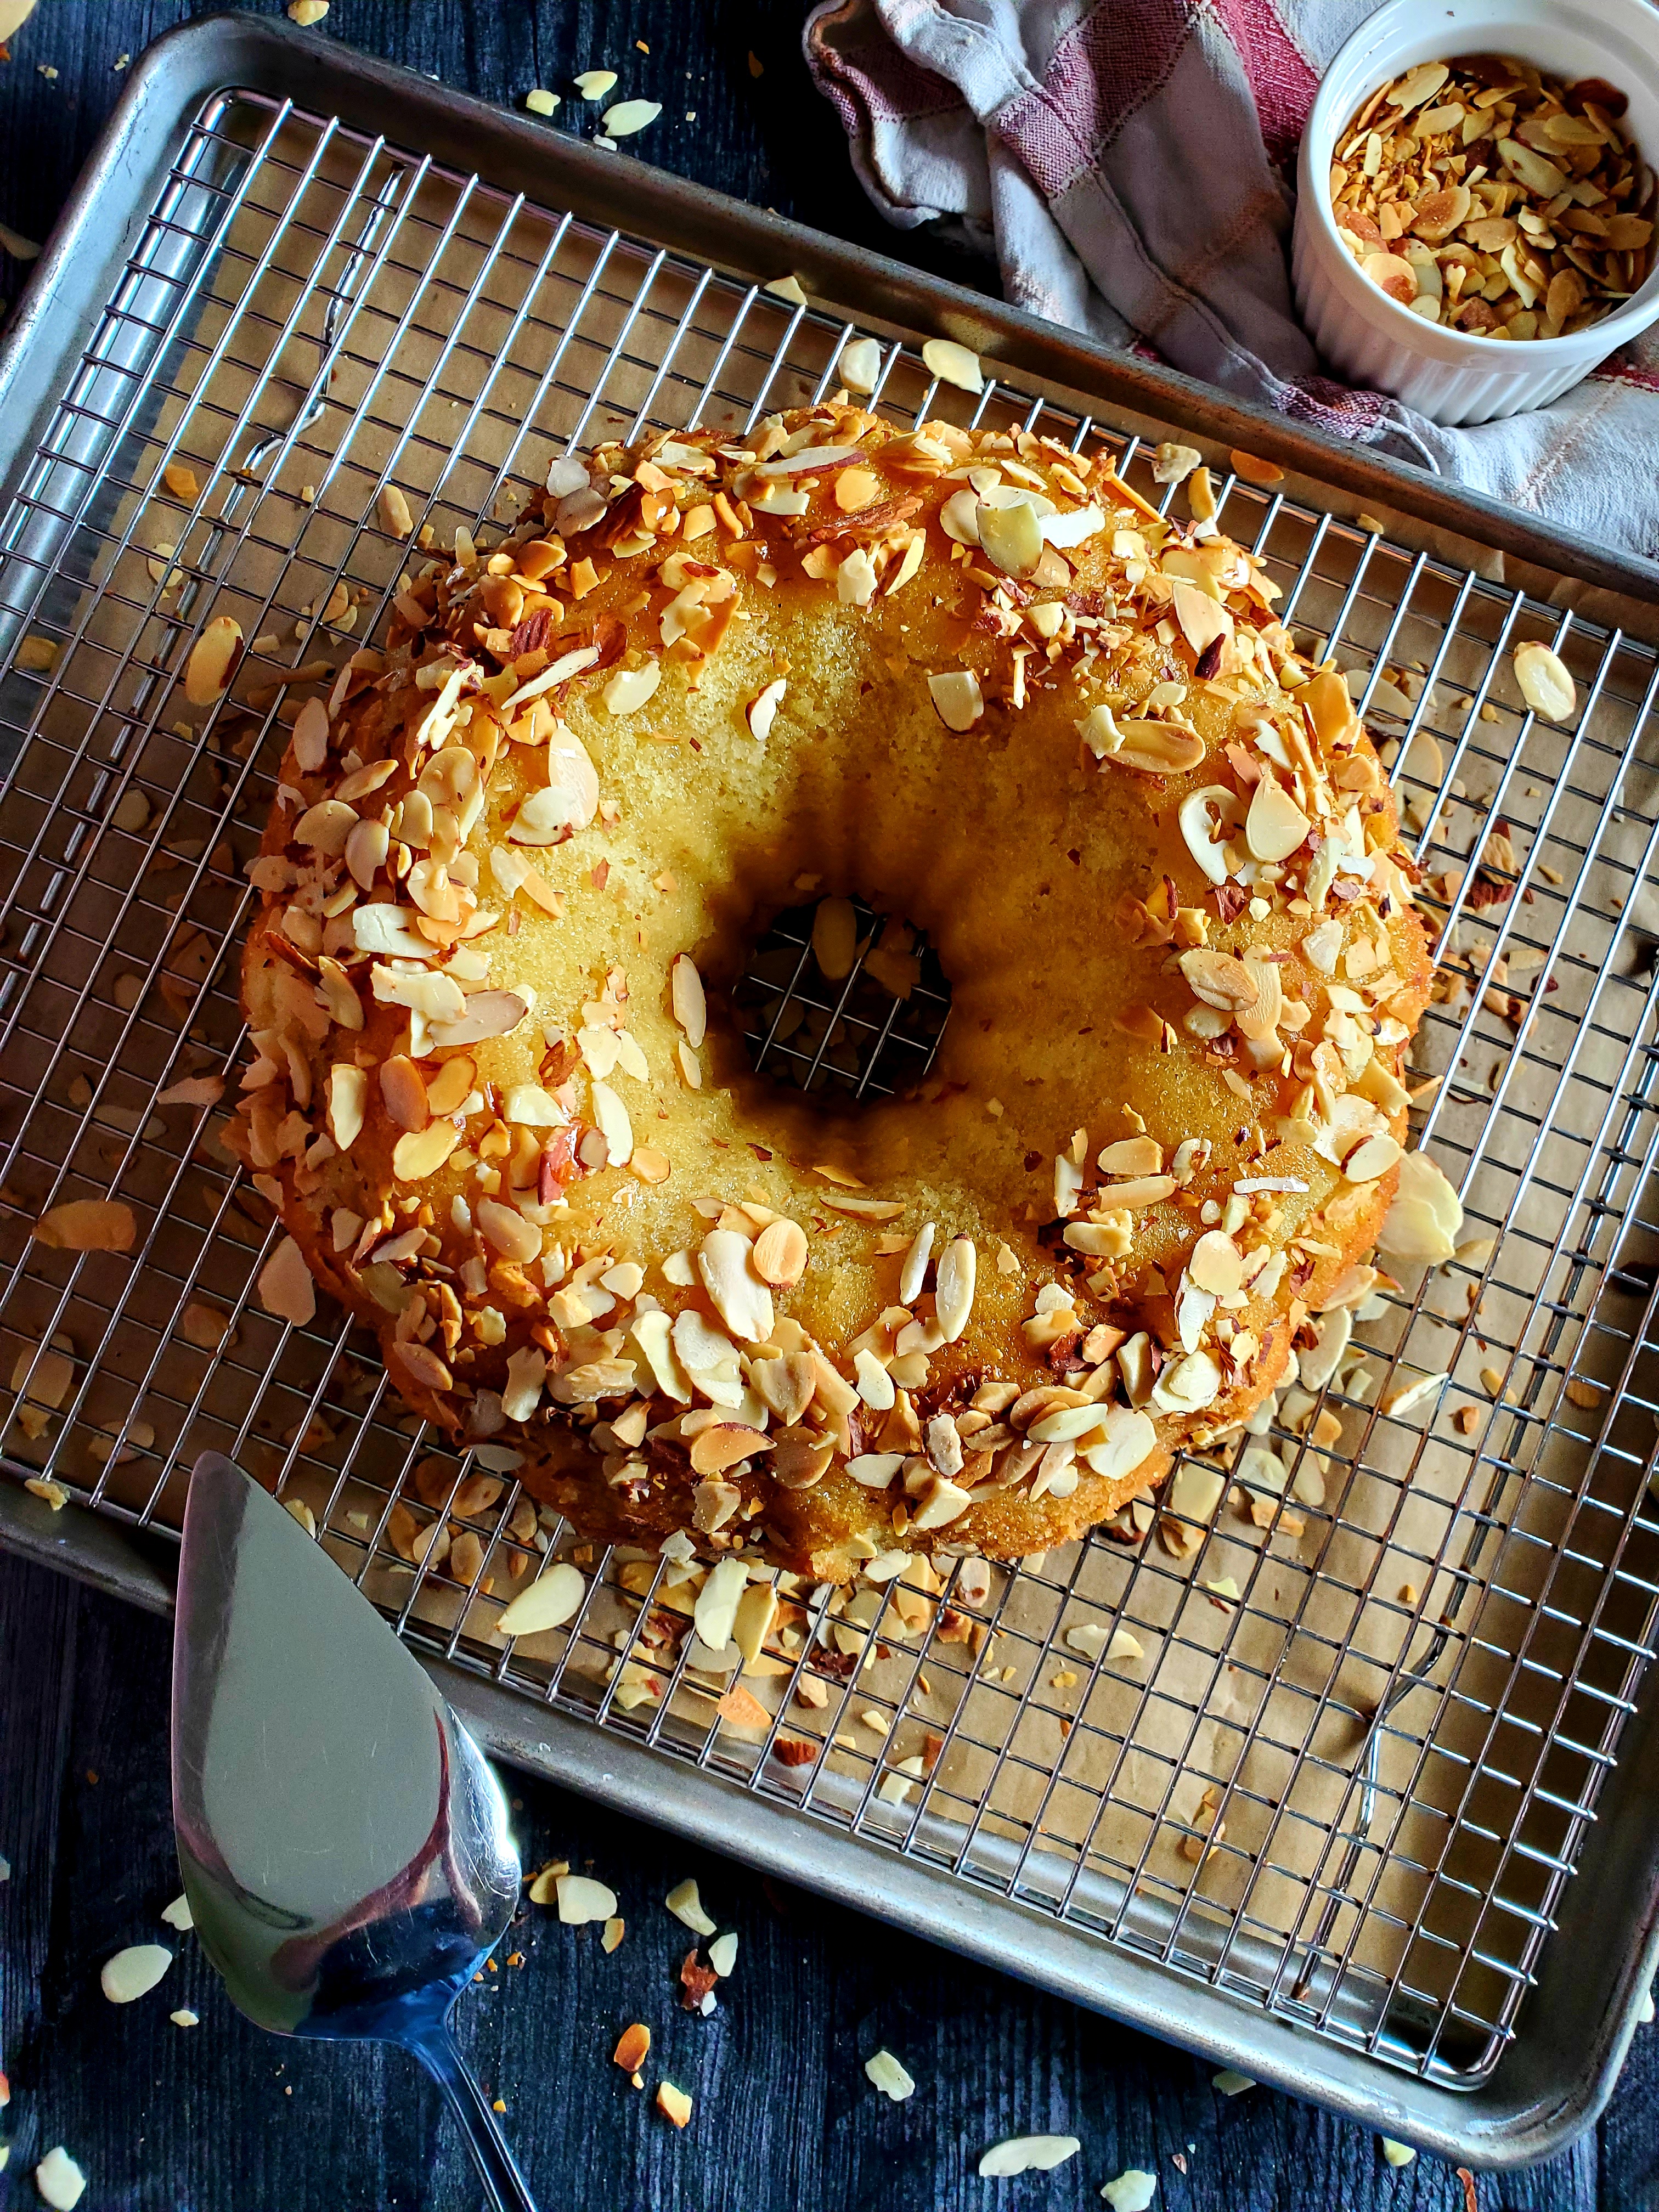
xmin=0 ymin=6 xmax=1653 ymax=2208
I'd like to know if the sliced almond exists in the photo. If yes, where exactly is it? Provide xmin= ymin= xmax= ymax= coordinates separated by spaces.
xmin=1111 ymin=720 xmax=1206 ymax=776
xmin=100 ymin=1944 xmax=172 ymax=2004
xmin=811 ymin=896 xmax=858 ymax=981
xmin=934 ymin=1235 xmax=976 ymax=1341
xmin=752 ymin=1217 xmax=808 ymax=1287
xmin=497 ymin=1561 xmax=585 ymax=1637
xmin=748 ymin=676 xmax=786 ymax=744
xmin=927 ymin=669 xmax=983 ymax=732
xmin=392 ymin=1120 xmax=460 ymax=1182
xmin=380 ymin=1054 xmax=429 ymax=1132
xmin=183 ymin=616 xmax=242 ymax=706
xmin=697 ymin=1227 xmax=774 ymax=1342
xmin=1178 ymin=947 xmax=1258 ymax=1012
xmin=1513 ymin=641 xmax=1576 ymax=723
xmin=603 ymin=661 xmax=661 ymax=715
xmin=690 ymin=1423 xmax=769 ymax=1474
xmin=31 ymin=1198 xmax=137 ymax=1253
xmin=1188 ymin=1229 xmax=1243 ymax=1294
xmin=1359 ymin=252 xmax=1418 ymax=306
xmin=555 ymin=1872 xmax=617 ymax=1923
xmin=1244 ymin=775 xmax=1311 ymax=862
xmin=656 ymin=2082 xmax=693 ymax=2129
xmin=671 ymin=952 xmax=707 ymax=1046
xmin=921 ymin=338 xmax=983 ymax=393
xmin=256 ymin=1235 xmax=315 ymax=1325
xmin=978 ymin=498 xmax=1044 ymax=579
xmin=839 ymin=337 xmax=883 ymax=393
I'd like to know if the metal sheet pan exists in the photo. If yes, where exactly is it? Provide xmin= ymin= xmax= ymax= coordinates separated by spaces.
xmin=4 ymin=12 xmax=1659 ymax=2168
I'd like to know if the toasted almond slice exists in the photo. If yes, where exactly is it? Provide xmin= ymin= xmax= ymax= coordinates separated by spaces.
xmin=839 ymin=336 xmax=882 ymax=393
xmin=1151 ymin=442 xmax=1201 ymax=486
xmin=613 ymin=2023 xmax=651 ymax=2072
xmin=392 ymin=1120 xmax=460 ymax=1182
xmin=656 ymin=2082 xmax=692 ymax=2129
xmin=1188 ymin=1228 xmax=1243 ymax=1293
xmin=1100 ymin=1175 xmax=1176 ymax=1209
xmin=934 ymin=1235 xmax=976 ymax=1341
xmin=927 ymin=669 xmax=983 ymax=732
xmin=689 ymin=1423 xmax=769 ymax=1474
xmin=183 ymin=615 xmax=242 ymax=706
xmin=603 ymin=661 xmax=661 ymax=714
xmin=257 ymin=1234 xmax=316 ymax=1325
xmin=1360 ymin=252 xmax=1419 ymax=305
xmin=378 ymin=483 xmax=415 ymax=538
xmin=555 ymin=1872 xmax=617 ymax=1923
xmin=671 ymin=952 xmax=707 ymax=1046
xmin=978 ymin=497 xmax=1044 ymax=579
xmin=425 ymin=1056 xmax=475 ymax=1117
xmin=811 ymin=896 xmax=858 ymax=981
xmin=31 ymin=1198 xmax=137 ymax=1252
xmin=380 ymin=1054 xmax=429 ymax=1132
xmin=1344 ymin=1131 xmax=1403 ymax=1182
xmin=1513 ymin=641 xmax=1576 ymax=723
xmin=100 ymin=1943 xmax=172 ymax=2004
xmin=1229 ymin=449 xmax=1284 ymax=486
xmin=698 ymin=1227 xmax=774 ymax=1342
xmin=326 ymin=1063 xmax=367 ymax=1149
xmin=752 ymin=1217 xmax=808 ymax=1287
xmin=1178 ymin=947 xmax=1258 ymax=1011
xmin=1111 ymin=719 xmax=1206 ymax=776
xmin=748 ymin=675 xmax=786 ymax=744
xmin=1244 ymin=775 xmax=1312 ymax=862
xmin=1097 ymin=1137 xmax=1162 ymax=1176
xmin=921 ymin=338 xmax=983 ymax=393
xmin=498 ymin=1561 xmax=585 ymax=1637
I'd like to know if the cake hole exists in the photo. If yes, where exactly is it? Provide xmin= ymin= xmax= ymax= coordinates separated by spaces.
xmin=732 ymin=893 xmax=951 ymax=1101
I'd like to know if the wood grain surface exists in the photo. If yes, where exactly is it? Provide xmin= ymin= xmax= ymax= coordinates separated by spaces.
xmin=0 ymin=5 xmax=1653 ymax=2209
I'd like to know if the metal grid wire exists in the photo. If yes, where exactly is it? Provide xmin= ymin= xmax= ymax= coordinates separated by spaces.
xmin=4 ymin=86 xmax=1659 ymax=2094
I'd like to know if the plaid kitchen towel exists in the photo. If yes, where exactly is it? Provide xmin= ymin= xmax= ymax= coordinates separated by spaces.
xmin=804 ymin=0 xmax=1659 ymax=560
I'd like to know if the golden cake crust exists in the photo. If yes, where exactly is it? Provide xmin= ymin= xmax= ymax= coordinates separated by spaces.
xmin=234 ymin=404 xmax=1431 ymax=1582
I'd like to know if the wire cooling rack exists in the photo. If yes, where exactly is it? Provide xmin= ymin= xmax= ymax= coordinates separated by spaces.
xmin=5 ymin=64 xmax=1659 ymax=2149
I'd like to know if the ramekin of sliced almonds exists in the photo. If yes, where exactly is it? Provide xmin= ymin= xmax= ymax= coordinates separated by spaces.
xmin=1292 ymin=0 xmax=1659 ymax=425
xmin=1329 ymin=55 xmax=1654 ymax=341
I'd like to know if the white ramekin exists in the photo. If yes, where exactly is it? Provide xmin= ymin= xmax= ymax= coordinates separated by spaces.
xmin=1291 ymin=0 xmax=1659 ymax=427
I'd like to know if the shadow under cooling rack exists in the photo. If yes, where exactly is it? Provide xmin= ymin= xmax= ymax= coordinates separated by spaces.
xmin=732 ymin=895 xmax=951 ymax=1101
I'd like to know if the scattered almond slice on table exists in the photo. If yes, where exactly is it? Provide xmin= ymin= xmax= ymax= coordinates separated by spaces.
xmin=602 ymin=98 xmax=661 ymax=138
xmin=978 ymin=2134 xmax=1080 ymax=2177
xmin=665 ymin=1876 xmax=716 ymax=1936
xmin=865 ymin=2048 xmax=916 ymax=2100
xmin=100 ymin=1943 xmax=173 ymax=2004
xmin=554 ymin=1873 xmax=617 ymax=1925
xmin=34 ymin=2149 xmax=87 ymax=2212
xmin=655 ymin=2081 xmax=692 ymax=2128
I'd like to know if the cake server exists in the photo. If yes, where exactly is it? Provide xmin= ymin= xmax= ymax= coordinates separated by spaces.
xmin=170 ymin=1451 xmax=541 ymax=2212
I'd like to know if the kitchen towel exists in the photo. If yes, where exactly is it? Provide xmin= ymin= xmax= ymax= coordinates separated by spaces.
xmin=804 ymin=0 xmax=1659 ymax=558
